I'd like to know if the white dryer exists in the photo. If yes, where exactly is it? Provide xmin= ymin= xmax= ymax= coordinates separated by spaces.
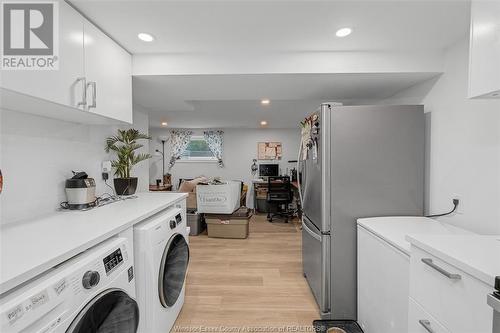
xmin=0 ymin=237 xmax=138 ymax=333
xmin=357 ymin=216 xmax=472 ymax=333
xmin=134 ymin=207 xmax=189 ymax=333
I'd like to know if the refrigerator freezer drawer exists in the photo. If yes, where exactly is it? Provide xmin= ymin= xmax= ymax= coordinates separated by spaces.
xmin=303 ymin=222 xmax=322 ymax=304
xmin=302 ymin=218 xmax=330 ymax=316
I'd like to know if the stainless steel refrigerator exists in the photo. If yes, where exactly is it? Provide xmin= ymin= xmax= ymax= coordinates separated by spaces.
xmin=298 ymin=104 xmax=424 ymax=320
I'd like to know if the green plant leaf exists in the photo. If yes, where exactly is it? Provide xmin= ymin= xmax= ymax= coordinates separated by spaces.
xmin=105 ymin=128 xmax=151 ymax=178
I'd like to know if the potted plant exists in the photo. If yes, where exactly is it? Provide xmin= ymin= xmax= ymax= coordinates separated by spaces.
xmin=105 ymin=129 xmax=151 ymax=195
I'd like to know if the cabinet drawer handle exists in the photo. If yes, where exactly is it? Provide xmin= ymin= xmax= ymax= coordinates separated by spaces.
xmin=87 ymin=81 xmax=97 ymax=109
xmin=76 ymin=77 xmax=87 ymax=107
xmin=419 ymin=320 xmax=435 ymax=333
xmin=421 ymin=258 xmax=461 ymax=280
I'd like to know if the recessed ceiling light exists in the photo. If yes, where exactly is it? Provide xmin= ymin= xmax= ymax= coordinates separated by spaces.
xmin=161 ymin=121 xmax=168 ymax=127
xmin=336 ymin=27 xmax=352 ymax=38
xmin=260 ymin=121 xmax=268 ymax=126
xmin=138 ymin=33 xmax=155 ymax=42
xmin=261 ymin=99 xmax=270 ymax=105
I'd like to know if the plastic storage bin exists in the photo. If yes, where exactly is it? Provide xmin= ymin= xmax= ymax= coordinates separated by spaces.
xmin=187 ymin=209 xmax=206 ymax=236
xmin=205 ymin=207 xmax=252 ymax=239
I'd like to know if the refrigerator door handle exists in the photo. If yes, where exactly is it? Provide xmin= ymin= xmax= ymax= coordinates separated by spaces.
xmin=297 ymin=155 xmax=308 ymax=206
xmin=296 ymin=141 xmax=303 ymax=208
xmin=303 ymin=220 xmax=321 ymax=241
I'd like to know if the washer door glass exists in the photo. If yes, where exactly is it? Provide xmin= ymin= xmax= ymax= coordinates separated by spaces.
xmin=159 ymin=233 xmax=190 ymax=307
xmin=67 ymin=289 xmax=139 ymax=333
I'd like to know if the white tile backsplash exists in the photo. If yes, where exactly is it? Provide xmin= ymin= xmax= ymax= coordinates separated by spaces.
xmin=0 ymin=108 xmax=149 ymax=225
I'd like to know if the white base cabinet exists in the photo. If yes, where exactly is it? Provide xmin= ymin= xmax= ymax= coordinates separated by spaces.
xmin=408 ymin=298 xmax=450 ymax=333
xmin=409 ymin=246 xmax=493 ymax=333
xmin=356 ymin=217 xmax=473 ymax=333
xmin=357 ymin=226 xmax=410 ymax=333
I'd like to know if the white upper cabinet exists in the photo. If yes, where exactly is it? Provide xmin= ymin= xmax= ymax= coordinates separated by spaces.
xmin=1 ymin=2 xmax=86 ymax=108
xmin=83 ymin=22 xmax=133 ymax=124
xmin=0 ymin=2 xmax=132 ymax=124
xmin=469 ymin=0 xmax=500 ymax=99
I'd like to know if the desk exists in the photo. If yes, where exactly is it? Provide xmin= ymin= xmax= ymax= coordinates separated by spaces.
xmin=149 ymin=184 xmax=173 ymax=191
xmin=252 ymin=179 xmax=300 ymax=215
xmin=252 ymin=180 xmax=269 ymax=212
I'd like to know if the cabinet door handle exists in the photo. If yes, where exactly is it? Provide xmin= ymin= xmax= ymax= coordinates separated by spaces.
xmin=419 ymin=320 xmax=435 ymax=333
xmin=421 ymin=258 xmax=461 ymax=280
xmin=87 ymin=81 xmax=96 ymax=109
xmin=76 ymin=77 xmax=87 ymax=107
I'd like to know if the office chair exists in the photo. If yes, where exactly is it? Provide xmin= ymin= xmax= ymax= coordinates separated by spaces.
xmin=266 ymin=176 xmax=293 ymax=223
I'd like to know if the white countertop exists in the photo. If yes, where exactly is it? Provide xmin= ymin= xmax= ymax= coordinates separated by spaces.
xmin=0 ymin=192 xmax=187 ymax=294
xmin=406 ymin=234 xmax=500 ymax=287
xmin=357 ymin=216 xmax=473 ymax=255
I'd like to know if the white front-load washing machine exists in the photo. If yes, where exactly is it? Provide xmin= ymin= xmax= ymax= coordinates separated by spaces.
xmin=0 ymin=237 xmax=138 ymax=333
xmin=134 ymin=207 xmax=189 ymax=333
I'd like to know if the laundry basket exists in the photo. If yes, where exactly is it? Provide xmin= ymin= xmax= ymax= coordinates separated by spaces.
xmin=196 ymin=181 xmax=241 ymax=214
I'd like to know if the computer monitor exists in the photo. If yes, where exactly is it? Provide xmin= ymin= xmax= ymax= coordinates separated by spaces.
xmin=259 ymin=164 xmax=279 ymax=177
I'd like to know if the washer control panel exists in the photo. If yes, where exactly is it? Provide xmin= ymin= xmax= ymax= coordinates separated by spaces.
xmin=103 ymin=248 xmax=123 ymax=275
xmin=175 ymin=213 xmax=182 ymax=225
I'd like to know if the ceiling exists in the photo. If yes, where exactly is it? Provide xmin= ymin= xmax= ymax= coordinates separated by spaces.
xmin=70 ymin=0 xmax=469 ymax=53
xmin=134 ymin=73 xmax=439 ymax=128
xmin=70 ymin=0 xmax=470 ymax=128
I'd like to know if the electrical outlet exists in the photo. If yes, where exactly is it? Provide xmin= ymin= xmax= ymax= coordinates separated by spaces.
xmin=453 ymin=194 xmax=463 ymax=214
xmin=102 ymin=161 xmax=112 ymax=173
xmin=102 ymin=161 xmax=112 ymax=180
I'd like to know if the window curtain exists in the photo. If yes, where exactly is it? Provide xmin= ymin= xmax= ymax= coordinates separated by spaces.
xmin=168 ymin=130 xmax=193 ymax=170
xmin=203 ymin=130 xmax=224 ymax=167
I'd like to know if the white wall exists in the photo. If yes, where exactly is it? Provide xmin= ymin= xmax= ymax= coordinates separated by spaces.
xmin=149 ymin=128 xmax=300 ymax=207
xmin=382 ymin=39 xmax=500 ymax=235
xmin=133 ymin=50 xmax=444 ymax=75
xmin=0 ymin=108 xmax=150 ymax=225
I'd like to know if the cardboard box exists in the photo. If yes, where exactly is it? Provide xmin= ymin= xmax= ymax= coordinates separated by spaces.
xmin=196 ymin=181 xmax=241 ymax=214
xmin=205 ymin=207 xmax=251 ymax=239
xmin=186 ymin=192 xmax=197 ymax=210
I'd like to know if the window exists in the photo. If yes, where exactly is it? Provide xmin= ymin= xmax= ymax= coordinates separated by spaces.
xmin=180 ymin=136 xmax=217 ymax=161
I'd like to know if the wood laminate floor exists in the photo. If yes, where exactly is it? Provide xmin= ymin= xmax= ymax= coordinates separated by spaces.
xmin=173 ymin=214 xmax=319 ymax=332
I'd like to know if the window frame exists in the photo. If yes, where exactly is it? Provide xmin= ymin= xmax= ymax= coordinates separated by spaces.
xmin=178 ymin=135 xmax=218 ymax=163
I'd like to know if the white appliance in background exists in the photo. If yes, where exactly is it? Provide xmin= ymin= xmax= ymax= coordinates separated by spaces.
xmin=356 ymin=216 xmax=473 ymax=333
xmin=488 ymin=277 xmax=500 ymax=333
xmin=0 ymin=237 xmax=138 ymax=333
xmin=134 ymin=207 xmax=189 ymax=333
